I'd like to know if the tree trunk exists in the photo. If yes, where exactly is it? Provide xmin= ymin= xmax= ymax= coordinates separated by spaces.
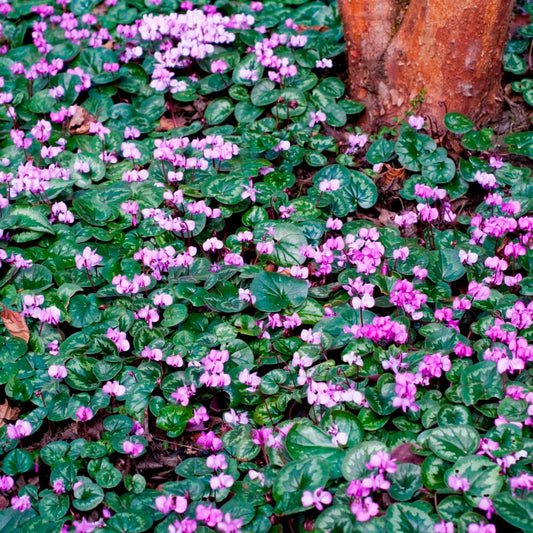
xmin=339 ymin=0 xmax=515 ymax=132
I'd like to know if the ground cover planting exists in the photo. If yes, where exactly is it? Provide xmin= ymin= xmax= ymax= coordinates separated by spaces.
xmin=1 ymin=0 xmax=533 ymax=531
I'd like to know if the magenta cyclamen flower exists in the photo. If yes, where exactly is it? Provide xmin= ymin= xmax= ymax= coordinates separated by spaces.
xmin=53 ymin=480 xmax=66 ymax=494
xmin=468 ymin=523 xmax=496 ymax=533
xmin=0 ymin=475 xmax=14 ymax=491
xmin=122 ymin=440 xmax=144 ymax=457
xmin=197 ymin=431 xmax=223 ymax=451
xmin=40 ymin=306 xmax=61 ymax=325
xmin=155 ymin=494 xmax=188 ymax=514
xmin=350 ymin=496 xmax=379 ymax=522
xmin=448 ymin=475 xmax=470 ymax=491
xmin=209 ymin=473 xmax=234 ymax=490
xmin=6 ymin=420 xmax=32 ymax=440
xmin=196 ymin=504 xmax=223 ymax=528
xmin=365 ymin=451 xmax=397 ymax=474
xmin=301 ymin=487 xmax=332 ymax=511
xmin=106 ymin=328 xmax=130 ymax=352
xmin=11 ymin=494 xmax=31 ymax=512
xmin=435 ymin=521 xmax=454 ymax=533
xmin=75 ymin=247 xmax=102 ymax=270
xmin=47 ymin=364 xmax=67 ymax=380
xmin=238 ymin=368 xmax=261 ymax=392
xmin=319 ymin=178 xmax=340 ymax=192
xmin=408 ymin=115 xmax=425 ymax=130
xmin=346 ymin=133 xmax=368 ymax=153
xmin=211 ymin=59 xmax=228 ymax=74
xmin=76 ymin=406 xmax=94 ymax=422
xmin=102 ymin=380 xmax=126 ymax=397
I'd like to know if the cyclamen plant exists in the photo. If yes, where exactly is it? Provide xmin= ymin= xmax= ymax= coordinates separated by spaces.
xmin=0 ymin=0 xmax=533 ymax=532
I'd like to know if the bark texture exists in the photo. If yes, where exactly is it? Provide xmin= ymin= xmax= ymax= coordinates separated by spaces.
xmin=339 ymin=0 xmax=515 ymax=132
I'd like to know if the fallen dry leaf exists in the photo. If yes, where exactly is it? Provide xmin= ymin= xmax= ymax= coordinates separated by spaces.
xmin=156 ymin=116 xmax=188 ymax=131
xmin=0 ymin=400 xmax=20 ymax=429
xmin=377 ymin=207 xmax=398 ymax=228
xmin=68 ymin=105 xmax=96 ymax=135
xmin=1 ymin=305 xmax=30 ymax=342
xmin=379 ymin=164 xmax=406 ymax=191
xmin=296 ymin=24 xmax=330 ymax=32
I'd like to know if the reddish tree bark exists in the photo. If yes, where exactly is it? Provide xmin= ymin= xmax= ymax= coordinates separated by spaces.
xmin=339 ymin=0 xmax=515 ymax=132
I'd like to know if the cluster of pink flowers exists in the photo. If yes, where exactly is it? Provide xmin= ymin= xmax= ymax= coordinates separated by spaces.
xmin=111 ymin=273 xmax=151 ymax=295
xmin=347 ymin=450 xmax=397 ymax=521
xmin=134 ymin=9 xmax=252 ymax=92
xmin=199 ymin=349 xmax=231 ymax=388
xmin=9 ymin=160 xmax=70 ymax=199
xmin=106 ymin=328 xmax=130 ymax=353
xmin=344 ymin=316 xmax=408 ymax=345
xmin=389 ymin=279 xmax=428 ymax=320
xmin=21 ymin=294 xmax=61 ymax=326
xmin=253 ymin=33 xmax=299 ymax=83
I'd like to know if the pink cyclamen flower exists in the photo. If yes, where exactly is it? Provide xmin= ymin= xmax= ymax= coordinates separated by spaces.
xmin=459 ymin=249 xmax=478 ymax=265
xmin=468 ymin=523 xmax=496 ymax=533
xmin=474 ymin=171 xmax=498 ymax=189
xmin=75 ymin=247 xmax=102 ymax=270
xmin=0 ymin=475 xmax=14 ymax=491
xmin=350 ymin=496 xmax=379 ymax=522
xmin=53 ymin=480 xmax=66 ymax=494
xmin=106 ymin=328 xmax=130 ymax=352
xmin=196 ymin=503 xmax=224 ymax=527
xmin=209 ymin=473 xmax=234 ymax=491
xmin=40 ymin=306 xmax=61 ymax=325
xmin=319 ymin=179 xmax=340 ymax=192
xmin=122 ymin=440 xmax=144 ymax=457
xmin=72 ymin=518 xmax=96 ymax=532
xmin=211 ymin=60 xmax=228 ymax=74
xmin=301 ymin=487 xmax=332 ymax=511
xmin=435 ymin=521 xmax=454 ymax=533
xmin=309 ymin=110 xmax=326 ymax=128
xmin=102 ymin=380 xmax=126 ymax=397
xmin=153 ymin=293 xmax=173 ymax=306
xmin=48 ymin=364 xmax=67 ymax=379
xmin=489 ymin=156 xmax=504 ymax=169
xmin=121 ymin=200 xmax=139 ymax=226
xmin=6 ymin=420 xmax=32 ymax=439
xmin=316 ymin=58 xmax=333 ymax=68
xmin=155 ymin=494 xmax=188 ymax=514
xmin=365 ymin=451 xmax=397 ymax=474
xmin=347 ymin=133 xmax=368 ymax=151
xmin=76 ymin=406 xmax=94 ymax=422
xmin=217 ymin=513 xmax=243 ymax=533
xmin=256 ymin=241 xmax=274 ymax=255
xmin=11 ymin=494 xmax=31 ymax=512
xmin=448 ymin=475 xmax=470 ymax=491
xmin=408 ymin=115 xmax=425 ymax=130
